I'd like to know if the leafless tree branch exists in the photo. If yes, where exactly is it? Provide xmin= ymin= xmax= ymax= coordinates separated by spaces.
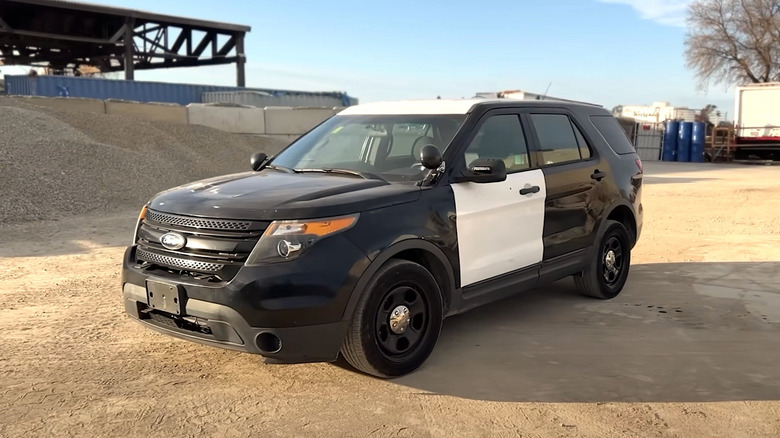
xmin=685 ymin=0 xmax=780 ymax=88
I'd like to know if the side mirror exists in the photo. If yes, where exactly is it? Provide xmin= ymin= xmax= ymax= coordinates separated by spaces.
xmin=420 ymin=144 xmax=443 ymax=169
xmin=250 ymin=152 xmax=267 ymax=171
xmin=454 ymin=158 xmax=507 ymax=183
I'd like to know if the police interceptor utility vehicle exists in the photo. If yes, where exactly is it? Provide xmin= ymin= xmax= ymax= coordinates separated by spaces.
xmin=122 ymin=99 xmax=643 ymax=377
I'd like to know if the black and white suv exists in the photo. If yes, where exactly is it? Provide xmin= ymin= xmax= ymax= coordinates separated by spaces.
xmin=122 ymin=99 xmax=643 ymax=377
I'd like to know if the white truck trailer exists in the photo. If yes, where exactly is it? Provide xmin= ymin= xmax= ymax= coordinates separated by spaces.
xmin=734 ymin=83 xmax=780 ymax=160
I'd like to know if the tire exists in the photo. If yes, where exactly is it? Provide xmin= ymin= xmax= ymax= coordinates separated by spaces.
xmin=341 ymin=259 xmax=443 ymax=378
xmin=574 ymin=220 xmax=631 ymax=299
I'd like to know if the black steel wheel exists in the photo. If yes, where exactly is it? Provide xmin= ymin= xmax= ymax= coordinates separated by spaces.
xmin=601 ymin=235 xmax=625 ymax=287
xmin=575 ymin=220 xmax=631 ymax=299
xmin=341 ymin=259 xmax=443 ymax=378
xmin=374 ymin=285 xmax=428 ymax=358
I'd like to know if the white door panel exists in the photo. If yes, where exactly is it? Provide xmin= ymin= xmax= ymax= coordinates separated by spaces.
xmin=452 ymin=169 xmax=546 ymax=287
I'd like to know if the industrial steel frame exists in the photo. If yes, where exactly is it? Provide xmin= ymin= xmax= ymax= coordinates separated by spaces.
xmin=0 ymin=0 xmax=250 ymax=86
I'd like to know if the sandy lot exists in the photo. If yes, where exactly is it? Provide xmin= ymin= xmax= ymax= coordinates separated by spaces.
xmin=1 ymin=162 xmax=779 ymax=437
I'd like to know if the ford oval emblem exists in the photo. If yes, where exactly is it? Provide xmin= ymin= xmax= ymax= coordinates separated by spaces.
xmin=160 ymin=232 xmax=187 ymax=250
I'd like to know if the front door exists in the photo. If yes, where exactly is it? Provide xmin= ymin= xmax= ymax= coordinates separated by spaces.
xmin=451 ymin=112 xmax=546 ymax=287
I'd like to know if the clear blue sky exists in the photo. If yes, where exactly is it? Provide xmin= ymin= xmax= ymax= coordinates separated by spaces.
xmin=8 ymin=0 xmax=738 ymax=116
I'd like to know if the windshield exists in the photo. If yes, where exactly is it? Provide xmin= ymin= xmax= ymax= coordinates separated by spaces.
xmin=269 ymin=114 xmax=466 ymax=182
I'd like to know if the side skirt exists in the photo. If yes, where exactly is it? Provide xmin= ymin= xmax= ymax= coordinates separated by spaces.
xmin=538 ymin=247 xmax=590 ymax=285
xmin=449 ymin=264 xmax=540 ymax=315
xmin=447 ymin=248 xmax=592 ymax=316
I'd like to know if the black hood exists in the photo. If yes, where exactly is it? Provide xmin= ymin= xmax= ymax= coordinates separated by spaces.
xmin=149 ymin=170 xmax=420 ymax=220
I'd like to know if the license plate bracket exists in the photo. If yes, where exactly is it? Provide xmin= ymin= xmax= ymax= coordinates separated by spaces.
xmin=145 ymin=280 xmax=183 ymax=315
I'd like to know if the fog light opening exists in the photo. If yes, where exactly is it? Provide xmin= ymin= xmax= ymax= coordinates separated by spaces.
xmin=256 ymin=332 xmax=282 ymax=353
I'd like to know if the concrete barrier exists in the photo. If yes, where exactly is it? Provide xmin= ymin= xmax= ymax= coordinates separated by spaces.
xmin=105 ymin=100 xmax=188 ymax=124
xmin=263 ymin=107 xmax=338 ymax=135
xmin=5 ymin=96 xmax=345 ymax=132
xmin=14 ymin=96 xmax=106 ymax=114
xmin=256 ymin=134 xmax=299 ymax=144
xmin=187 ymin=104 xmax=265 ymax=134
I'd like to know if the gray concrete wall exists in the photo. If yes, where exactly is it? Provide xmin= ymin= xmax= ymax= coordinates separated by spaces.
xmin=263 ymin=107 xmax=339 ymax=135
xmin=187 ymin=104 xmax=265 ymax=134
xmin=8 ymin=96 xmax=339 ymax=136
xmin=256 ymin=134 xmax=299 ymax=144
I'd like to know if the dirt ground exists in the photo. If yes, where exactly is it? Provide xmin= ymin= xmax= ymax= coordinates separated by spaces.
xmin=1 ymin=162 xmax=779 ymax=437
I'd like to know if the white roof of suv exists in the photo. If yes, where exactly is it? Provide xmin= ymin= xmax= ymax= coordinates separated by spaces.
xmin=338 ymin=99 xmax=485 ymax=115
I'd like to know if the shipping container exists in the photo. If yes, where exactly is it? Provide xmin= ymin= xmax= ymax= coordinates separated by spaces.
xmin=2 ymin=75 xmax=357 ymax=107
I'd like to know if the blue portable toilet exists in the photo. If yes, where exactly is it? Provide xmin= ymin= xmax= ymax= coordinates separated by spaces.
xmin=690 ymin=122 xmax=706 ymax=162
xmin=677 ymin=122 xmax=693 ymax=162
xmin=663 ymin=121 xmax=678 ymax=161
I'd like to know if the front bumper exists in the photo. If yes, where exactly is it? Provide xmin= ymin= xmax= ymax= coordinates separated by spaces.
xmin=123 ymin=283 xmax=348 ymax=362
xmin=121 ymin=234 xmax=370 ymax=363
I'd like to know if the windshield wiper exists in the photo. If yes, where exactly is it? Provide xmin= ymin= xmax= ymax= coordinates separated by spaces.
xmin=296 ymin=168 xmax=385 ymax=181
xmin=265 ymin=164 xmax=297 ymax=174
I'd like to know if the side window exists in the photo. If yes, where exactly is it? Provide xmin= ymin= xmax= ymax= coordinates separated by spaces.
xmin=572 ymin=123 xmax=592 ymax=159
xmin=464 ymin=114 xmax=530 ymax=172
xmin=389 ymin=123 xmax=427 ymax=158
xmin=590 ymin=115 xmax=637 ymax=155
xmin=298 ymin=123 xmax=374 ymax=166
xmin=530 ymin=114 xmax=590 ymax=165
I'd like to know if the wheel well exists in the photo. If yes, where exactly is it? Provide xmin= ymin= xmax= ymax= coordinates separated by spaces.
xmin=391 ymin=249 xmax=452 ymax=314
xmin=607 ymin=205 xmax=637 ymax=246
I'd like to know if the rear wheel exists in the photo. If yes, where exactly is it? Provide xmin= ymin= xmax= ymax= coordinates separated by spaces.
xmin=575 ymin=220 xmax=631 ymax=299
xmin=341 ymin=259 xmax=443 ymax=378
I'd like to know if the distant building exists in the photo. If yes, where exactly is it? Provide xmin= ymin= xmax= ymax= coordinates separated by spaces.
xmin=473 ymin=89 xmax=593 ymax=105
xmin=707 ymin=111 xmax=725 ymax=126
xmin=617 ymin=102 xmax=697 ymax=124
xmin=617 ymin=101 xmax=724 ymax=125
xmin=475 ymin=89 xmax=557 ymax=101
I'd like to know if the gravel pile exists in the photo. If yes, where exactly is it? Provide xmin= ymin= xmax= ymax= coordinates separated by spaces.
xmin=0 ymin=98 xmax=289 ymax=224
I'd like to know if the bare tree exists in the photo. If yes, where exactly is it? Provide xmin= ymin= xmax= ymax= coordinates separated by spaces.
xmin=699 ymin=104 xmax=718 ymax=124
xmin=685 ymin=0 xmax=780 ymax=88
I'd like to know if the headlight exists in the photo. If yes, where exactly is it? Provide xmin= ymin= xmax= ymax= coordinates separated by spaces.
xmin=132 ymin=205 xmax=148 ymax=245
xmin=245 ymin=214 xmax=359 ymax=265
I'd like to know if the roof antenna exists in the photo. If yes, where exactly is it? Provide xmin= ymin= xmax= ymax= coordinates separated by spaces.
xmin=541 ymin=82 xmax=552 ymax=100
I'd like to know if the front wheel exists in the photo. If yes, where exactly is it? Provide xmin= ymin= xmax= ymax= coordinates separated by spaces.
xmin=341 ymin=259 xmax=443 ymax=378
xmin=575 ymin=220 xmax=631 ymax=299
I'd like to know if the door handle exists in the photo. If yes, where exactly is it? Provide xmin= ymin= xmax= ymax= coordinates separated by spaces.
xmin=519 ymin=185 xmax=540 ymax=195
xmin=591 ymin=170 xmax=607 ymax=181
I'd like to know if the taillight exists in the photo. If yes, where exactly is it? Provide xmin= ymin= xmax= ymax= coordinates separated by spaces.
xmin=635 ymin=158 xmax=643 ymax=173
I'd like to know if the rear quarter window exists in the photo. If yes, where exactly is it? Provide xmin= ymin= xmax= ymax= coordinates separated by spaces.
xmin=590 ymin=115 xmax=637 ymax=155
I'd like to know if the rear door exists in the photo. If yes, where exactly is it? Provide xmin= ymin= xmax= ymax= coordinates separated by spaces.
xmin=526 ymin=111 xmax=609 ymax=260
xmin=450 ymin=111 xmax=546 ymax=287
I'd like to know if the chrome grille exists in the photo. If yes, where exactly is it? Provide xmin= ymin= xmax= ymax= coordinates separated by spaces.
xmin=135 ymin=210 xmax=267 ymax=281
xmin=136 ymin=248 xmax=224 ymax=273
xmin=145 ymin=210 xmax=255 ymax=230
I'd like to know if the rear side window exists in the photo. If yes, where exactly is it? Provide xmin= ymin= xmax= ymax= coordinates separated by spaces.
xmin=573 ymin=124 xmax=592 ymax=160
xmin=530 ymin=114 xmax=589 ymax=165
xmin=590 ymin=115 xmax=637 ymax=155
